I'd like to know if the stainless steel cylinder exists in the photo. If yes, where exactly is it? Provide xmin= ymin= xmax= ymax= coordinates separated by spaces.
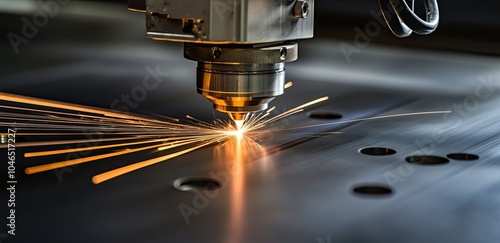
xmin=184 ymin=43 xmax=298 ymax=118
xmin=197 ymin=63 xmax=285 ymax=113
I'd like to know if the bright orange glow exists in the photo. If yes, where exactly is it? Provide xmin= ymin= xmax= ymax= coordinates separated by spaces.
xmin=213 ymin=136 xmax=266 ymax=243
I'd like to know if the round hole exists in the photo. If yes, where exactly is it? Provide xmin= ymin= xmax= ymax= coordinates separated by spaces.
xmin=406 ymin=155 xmax=449 ymax=165
xmin=447 ymin=153 xmax=479 ymax=161
xmin=352 ymin=184 xmax=393 ymax=197
xmin=173 ymin=177 xmax=221 ymax=192
xmin=212 ymin=48 xmax=222 ymax=59
xmin=308 ymin=110 xmax=343 ymax=120
xmin=279 ymin=47 xmax=287 ymax=60
xmin=360 ymin=147 xmax=396 ymax=156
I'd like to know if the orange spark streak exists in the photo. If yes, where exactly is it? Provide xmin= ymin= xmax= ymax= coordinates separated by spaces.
xmin=157 ymin=135 xmax=224 ymax=151
xmin=25 ymin=143 xmax=164 ymax=174
xmin=281 ymin=111 xmax=452 ymax=131
xmin=24 ymin=138 xmax=170 ymax=158
xmin=0 ymin=135 xmax=161 ymax=149
xmin=0 ymin=92 xmax=177 ymax=125
xmin=261 ymin=96 xmax=329 ymax=125
xmin=92 ymin=142 xmax=214 ymax=184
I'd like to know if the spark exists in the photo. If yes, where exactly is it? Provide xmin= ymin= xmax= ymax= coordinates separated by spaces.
xmin=234 ymin=120 xmax=244 ymax=132
xmin=0 ymin=91 xmax=451 ymax=184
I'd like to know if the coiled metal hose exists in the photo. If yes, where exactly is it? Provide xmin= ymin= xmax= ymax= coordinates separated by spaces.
xmin=379 ymin=0 xmax=439 ymax=37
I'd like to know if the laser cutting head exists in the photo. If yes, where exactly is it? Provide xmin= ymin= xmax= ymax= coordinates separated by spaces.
xmin=184 ymin=43 xmax=298 ymax=124
xmin=128 ymin=0 xmax=314 ymax=124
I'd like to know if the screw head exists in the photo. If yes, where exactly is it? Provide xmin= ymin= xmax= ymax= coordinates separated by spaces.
xmin=212 ymin=47 xmax=222 ymax=59
xmin=294 ymin=0 xmax=309 ymax=19
xmin=279 ymin=47 xmax=287 ymax=60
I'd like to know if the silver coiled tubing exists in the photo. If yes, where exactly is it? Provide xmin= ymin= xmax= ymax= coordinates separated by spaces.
xmin=379 ymin=0 xmax=439 ymax=38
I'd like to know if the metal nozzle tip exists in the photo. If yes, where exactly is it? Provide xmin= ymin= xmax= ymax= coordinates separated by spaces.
xmin=228 ymin=113 xmax=248 ymax=130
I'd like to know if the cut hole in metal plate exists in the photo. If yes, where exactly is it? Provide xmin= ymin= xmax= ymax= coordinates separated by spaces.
xmin=173 ymin=177 xmax=221 ymax=192
xmin=447 ymin=153 xmax=479 ymax=161
xmin=307 ymin=110 xmax=343 ymax=119
xmin=406 ymin=155 xmax=449 ymax=165
xmin=359 ymin=147 xmax=396 ymax=156
xmin=352 ymin=184 xmax=393 ymax=197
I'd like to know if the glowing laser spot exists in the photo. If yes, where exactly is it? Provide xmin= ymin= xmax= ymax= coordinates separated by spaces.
xmin=226 ymin=129 xmax=245 ymax=139
xmin=234 ymin=119 xmax=244 ymax=131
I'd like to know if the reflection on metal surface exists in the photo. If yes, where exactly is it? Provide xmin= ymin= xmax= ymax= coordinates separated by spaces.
xmin=213 ymin=136 xmax=268 ymax=243
xmin=447 ymin=153 xmax=480 ymax=161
